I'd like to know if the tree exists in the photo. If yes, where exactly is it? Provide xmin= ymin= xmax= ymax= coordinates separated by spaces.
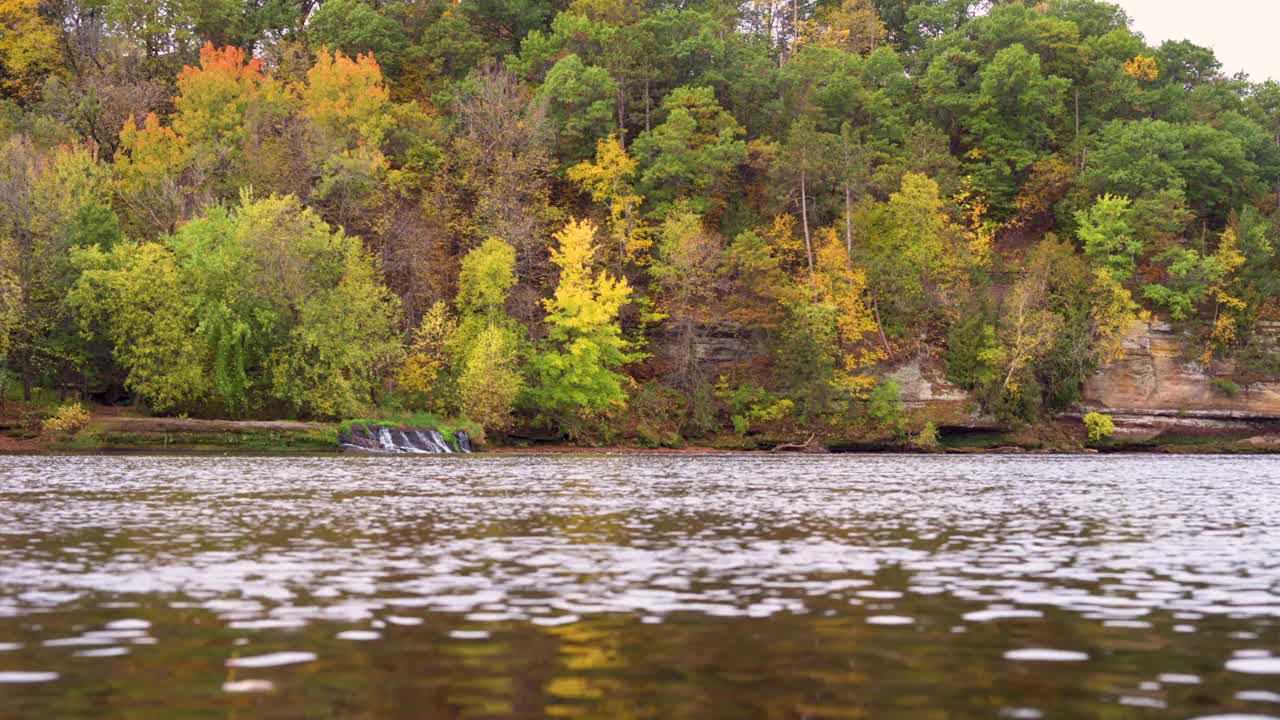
xmin=76 ymin=193 xmax=402 ymax=418
xmin=298 ymin=48 xmax=392 ymax=152
xmin=398 ymin=301 xmax=456 ymax=412
xmin=962 ymin=44 xmax=1070 ymax=212
xmin=812 ymin=227 xmax=882 ymax=395
xmin=456 ymin=236 xmax=517 ymax=319
xmin=451 ymin=237 xmax=524 ymax=429
xmin=630 ymin=86 xmax=747 ymax=215
xmin=1142 ymin=228 xmax=1243 ymax=330
xmin=307 ymin=0 xmax=408 ymax=75
xmin=172 ymin=43 xmax=287 ymax=192
xmin=806 ymin=0 xmax=887 ymax=55
xmin=0 ymin=140 xmax=115 ymax=400
xmin=777 ymin=117 xmax=836 ymax=271
xmin=540 ymin=54 xmax=618 ymax=165
xmin=0 ymin=0 xmax=64 ymax=101
xmin=567 ymin=134 xmax=648 ymax=269
xmin=448 ymin=62 xmax=558 ymax=290
xmin=297 ymin=48 xmax=394 ymax=234
xmin=0 ymin=233 xmax=19 ymax=360
xmin=114 ymin=113 xmax=193 ymax=236
xmin=68 ymin=241 xmax=210 ymax=411
xmin=1076 ymin=193 xmax=1140 ymax=282
xmin=649 ymin=207 xmax=721 ymax=402
xmin=852 ymin=172 xmax=948 ymax=337
xmin=531 ymin=218 xmax=634 ymax=433
xmin=457 ymin=322 xmax=523 ymax=430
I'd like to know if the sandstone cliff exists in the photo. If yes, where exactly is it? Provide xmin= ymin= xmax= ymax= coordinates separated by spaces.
xmin=1082 ymin=320 xmax=1280 ymax=440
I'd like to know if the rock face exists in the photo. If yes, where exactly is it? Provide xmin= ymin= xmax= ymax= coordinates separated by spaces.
xmin=653 ymin=321 xmax=764 ymax=375
xmin=884 ymin=354 xmax=996 ymax=428
xmin=1083 ymin=320 xmax=1280 ymax=439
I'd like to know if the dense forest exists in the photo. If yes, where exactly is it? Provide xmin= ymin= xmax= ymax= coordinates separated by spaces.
xmin=2 ymin=0 xmax=1280 ymax=443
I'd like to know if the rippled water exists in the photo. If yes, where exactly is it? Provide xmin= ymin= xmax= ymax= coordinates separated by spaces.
xmin=1 ymin=454 xmax=1278 ymax=719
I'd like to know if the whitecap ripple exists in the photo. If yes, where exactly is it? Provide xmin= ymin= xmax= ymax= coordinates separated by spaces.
xmin=1004 ymin=649 xmax=1090 ymax=662
xmin=226 ymin=651 xmax=318 ymax=668
xmin=0 ymin=671 xmax=58 ymax=683
xmin=1227 ymin=658 xmax=1280 ymax=675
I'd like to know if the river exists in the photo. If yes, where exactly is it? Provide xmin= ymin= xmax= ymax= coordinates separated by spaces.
xmin=0 ymin=454 xmax=1278 ymax=718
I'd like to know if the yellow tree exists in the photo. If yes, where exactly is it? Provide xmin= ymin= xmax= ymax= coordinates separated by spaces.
xmin=0 ymin=0 xmax=62 ymax=101
xmin=298 ymin=47 xmax=393 ymax=151
xmin=532 ymin=218 xmax=634 ymax=434
xmin=802 ymin=0 xmax=886 ymax=55
xmin=567 ymin=134 xmax=648 ymax=268
xmin=1203 ymin=227 xmax=1247 ymax=364
xmin=813 ymin=228 xmax=882 ymax=397
xmin=398 ymin=301 xmax=456 ymax=410
xmin=114 ymin=113 xmax=193 ymax=236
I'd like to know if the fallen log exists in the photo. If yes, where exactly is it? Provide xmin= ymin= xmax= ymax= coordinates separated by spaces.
xmin=771 ymin=434 xmax=818 ymax=453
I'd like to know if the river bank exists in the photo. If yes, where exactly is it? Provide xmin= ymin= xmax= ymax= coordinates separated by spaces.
xmin=0 ymin=411 xmax=339 ymax=454
xmin=5 ymin=407 xmax=1280 ymax=454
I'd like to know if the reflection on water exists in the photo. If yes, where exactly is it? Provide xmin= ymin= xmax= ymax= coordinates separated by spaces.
xmin=0 ymin=454 xmax=1278 ymax=718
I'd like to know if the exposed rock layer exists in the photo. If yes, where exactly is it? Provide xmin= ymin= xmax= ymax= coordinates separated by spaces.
xmin=1082 ymin=320 xmax=1280 ymax=440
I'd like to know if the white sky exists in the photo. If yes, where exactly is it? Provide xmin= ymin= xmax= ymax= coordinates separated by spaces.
xmin=1113 ymin=0 xmax=1280 ymax=81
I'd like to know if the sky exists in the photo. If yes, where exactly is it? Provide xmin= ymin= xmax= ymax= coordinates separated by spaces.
xmin=1113 ymin=0 xmax=1280 ymax=81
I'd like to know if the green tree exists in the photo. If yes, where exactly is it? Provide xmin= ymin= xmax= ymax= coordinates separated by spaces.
xmin=307 ymin=0 xmax=409 ymax=75
xmin=852 ymin=172 xmax=948 ymax=336
xmin=1076 ymin=193 xmax=1140 ymax=282
xmin=962 ymin=44 xmax=1070 ymax=212
xmin=630 ymin=86 xmax=747 ymax=215
xmin=76 ymin=193 xmax=402 ymax=418
xmin=68 ymin=241 xmax=209 ymax=411
xmin=540 ymin=54 xmax=618 ymax=165
xmin=449 ymin=236 xmax=525 ymax=429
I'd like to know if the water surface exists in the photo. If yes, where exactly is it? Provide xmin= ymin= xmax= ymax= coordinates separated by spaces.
xmin=1 ymin=454 xmax=1278 ymax=718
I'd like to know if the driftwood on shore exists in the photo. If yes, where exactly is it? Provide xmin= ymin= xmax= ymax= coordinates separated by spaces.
xmin=770 ymin=434 xmax=826 ymax=453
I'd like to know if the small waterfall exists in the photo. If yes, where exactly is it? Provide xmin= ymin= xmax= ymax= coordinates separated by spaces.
xmin=376 ymin=426 xmax=398 ymax=452
xmin=427 ymin=429 xmax=453 ymax=453
xmin=338 ymin=424 xmax=474 ymax=454
xmin=411 ymin=430 xmax=435 ymax=453
xmin=454 ymin=430 xmax=473 ymax=453
xmin=389 ymin=429 xmax=424 ymax=453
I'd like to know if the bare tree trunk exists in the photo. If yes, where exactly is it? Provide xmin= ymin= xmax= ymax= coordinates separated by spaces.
xmin=617 ymin=85 xmax=625 ymax=132
xmin=644 ymin=79 xmax=651 ymax=133
xmin=1074 ymin=88 xmax=1082 ymax=170
xmin=844 ymin=182 xmax=853 ymax=256
xmin=799 ymin=169 xmax=813 ymax=272
xmin=791 ymin=0 xmax=799 ymax=55
xmin=870 ymin=293 xmax=892 ymax=359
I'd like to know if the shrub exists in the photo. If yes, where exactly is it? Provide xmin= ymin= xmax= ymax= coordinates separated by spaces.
xmin=1210 ymin=377 xmax=1241 ymax=398
xmin=912 ymin=421 xmax=941 ymax=450
xmin=866 ymin=380 xmax=905 ymax=435
xmin=1083 ymin=411 xmax=1114 ymax=443
xmin=42 ymin=403 xmax=92 ymax=436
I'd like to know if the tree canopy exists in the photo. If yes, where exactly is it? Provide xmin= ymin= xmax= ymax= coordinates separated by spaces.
xmin=3 ymin=0 xmax=1280 ymax=437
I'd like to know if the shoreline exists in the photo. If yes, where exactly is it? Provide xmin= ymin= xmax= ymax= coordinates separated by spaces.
xmin=6 ymin=410 xmax=1280 ymax=456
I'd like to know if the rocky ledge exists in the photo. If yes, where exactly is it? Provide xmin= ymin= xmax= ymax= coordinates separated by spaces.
xmin=1082 ymin=320 xmax=1280 ymax=440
